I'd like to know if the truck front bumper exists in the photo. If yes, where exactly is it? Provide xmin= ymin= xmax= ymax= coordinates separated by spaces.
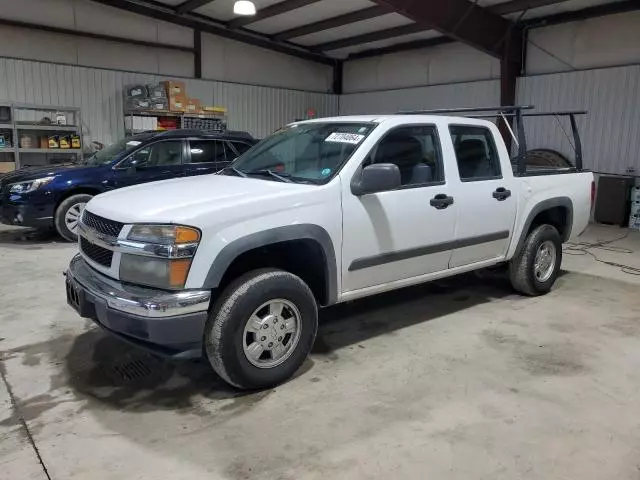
xmin=65 ymin=254 xmax=211 ymax=358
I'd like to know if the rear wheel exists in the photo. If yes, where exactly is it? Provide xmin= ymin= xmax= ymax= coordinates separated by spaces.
xmin=509 ymin=224 xmax=562 ymax=296
xmin=54 ymin=194 xmax=92 ymax=242
xmin=204 ymin=269 xmax=318 ymax=390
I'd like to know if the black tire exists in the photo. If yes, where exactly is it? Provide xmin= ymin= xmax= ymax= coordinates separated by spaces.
xmin=204 ymin=269 xmax=318 ymax=390
xmin=54 ymin=194 xmax=93 ymax=242
xmin=509 ymin=224 xmax=562 ymax=296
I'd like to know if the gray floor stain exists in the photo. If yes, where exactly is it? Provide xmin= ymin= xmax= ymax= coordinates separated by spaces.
xmin=481 ymin=329 xmax=588 ymax=376
xmin=603 ymin=317 xmax=640 ymax=337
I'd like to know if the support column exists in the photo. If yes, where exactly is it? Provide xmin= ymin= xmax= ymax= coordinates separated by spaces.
xmin=194 ymin=30 xmax=202 ymax=79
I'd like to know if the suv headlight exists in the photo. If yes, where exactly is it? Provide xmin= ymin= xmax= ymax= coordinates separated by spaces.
xmin=119 ymin=225 xmax=201 ymax=290
xmin=9 ymin=176 xmax=55 ymax=194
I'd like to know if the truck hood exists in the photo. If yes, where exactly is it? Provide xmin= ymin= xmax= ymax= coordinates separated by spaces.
xmin=86 ymin=174 xmax=321 ymax=225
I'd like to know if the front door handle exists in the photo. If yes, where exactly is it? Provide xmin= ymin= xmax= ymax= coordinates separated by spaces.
xmin=493 ymin=187 xmax=511 ymax=201
xmin=430 ymin=193 xmax=454 ymax=210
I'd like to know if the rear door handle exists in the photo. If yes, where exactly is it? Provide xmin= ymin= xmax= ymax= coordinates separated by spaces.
xmin=430 ymin=193 xmax=454 ymax=210
xmin=493 ymin=187 xmax=511 ymax=201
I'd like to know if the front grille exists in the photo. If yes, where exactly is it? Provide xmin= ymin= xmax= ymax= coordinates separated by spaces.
xmin=80 ymin=237 xmax=113 ymax=268
xmin=82 ymin=210 xmax=124 ymax=238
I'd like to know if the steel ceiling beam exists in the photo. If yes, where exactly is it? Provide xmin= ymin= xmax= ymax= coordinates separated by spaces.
xmin=175 ymin=0 xmax=215 ymax=15
xmin=274 ymin=5 xmax=394 ymax=41
xmin=347 ymin=36 xmax=455 ymax=60
xmin=345 ymin=0 xmax=640 ymax=60
xmin=228 ymin=0 xmax=324 ymax=28
xmin=89 ymin=0 xmax=335 ymax=65
xmin=311 ymin=0 xmax=566 ymax=54
xmin=313 ymin=24 xmax=426 ymax=52
xmin=489 ymin=0 xmax=569 ymax=15
xmin=277 ymin=0 xmax=566 ymax=43
xmin=371 ymin=0 xmax=518 ymax=59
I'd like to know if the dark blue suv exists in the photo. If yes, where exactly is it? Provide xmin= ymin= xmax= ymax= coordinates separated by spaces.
xmin=0 ymin=129 xmax=255 ymax=241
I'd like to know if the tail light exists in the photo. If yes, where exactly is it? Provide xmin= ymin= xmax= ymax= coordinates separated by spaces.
xmin=591 ymin=180 xmax=596 ymax=211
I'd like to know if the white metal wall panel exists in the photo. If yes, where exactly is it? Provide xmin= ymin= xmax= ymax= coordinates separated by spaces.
xmin=0 ymin=58 xmax=338 ymax=145
xmin=526 ymin=11 xmax=640 ymax=76
xmin=0 ymin=0 xmax=194 ymax=48
xmin=343 ymin=43 xmax=500 ymax=94
xmin=517 ymin=65 xmax=640 ymax=176
xmin=201 ymin=33 xmax=334 ymax=92
xmin=340 ymin=80 xmax=500 ymax=115
xmin=0 ymin=25 xmax=195 ymax=78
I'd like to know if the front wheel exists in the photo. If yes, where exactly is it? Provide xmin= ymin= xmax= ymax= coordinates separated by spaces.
xmin=205 ymin=269 xmax=318 ymax=390
xmin=509 ymin=224 xmax=562 ymax=296
xmin=54 ymin=194 xmax=92 ymax=242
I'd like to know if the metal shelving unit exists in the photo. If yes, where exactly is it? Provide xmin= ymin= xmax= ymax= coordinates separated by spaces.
xmin=16 ymin=124 xmax=78 ymax=132
xmin=0 ymin=102 xmax=83 ymax=170
xmin=19 ymin=148 xmax=83 ymax=154
xmin=124 ymin=109 xmax=227 ymax=135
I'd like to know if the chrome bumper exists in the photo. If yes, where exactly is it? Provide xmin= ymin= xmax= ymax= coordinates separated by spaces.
xmin=66 ymin=254 xmax=211 ymax=318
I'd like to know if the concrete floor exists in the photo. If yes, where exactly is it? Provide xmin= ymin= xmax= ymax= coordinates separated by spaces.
xmin=1 ymin=224 xmax=640 ymax=480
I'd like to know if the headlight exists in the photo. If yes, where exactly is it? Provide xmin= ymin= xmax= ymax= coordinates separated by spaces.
xmin=9 ymin=176 xmax=55 ymax=194
xmin=127 ymin=224 xmax=200 ymax=245
xmin=119 ymin=224 xmax=200 ymax=290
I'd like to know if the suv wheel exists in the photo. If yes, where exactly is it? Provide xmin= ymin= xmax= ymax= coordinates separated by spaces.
xmin=54 ymin=194 xmax=92 ymax=242
xmin=205 ymin=269 xmax=318 ymax=390
xmin=509 ymin=224 xmax=562 ymax=296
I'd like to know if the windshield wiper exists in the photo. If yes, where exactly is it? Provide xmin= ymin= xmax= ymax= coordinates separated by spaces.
xmin=245 ymin=169 xmax=293 ymax=183
xmin=223 ymin=166 xmax=248 ymax=178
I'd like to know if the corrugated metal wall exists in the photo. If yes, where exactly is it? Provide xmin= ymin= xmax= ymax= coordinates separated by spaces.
xmin=339 ymin=67 xmax=640 ymax=176
xmin=339 ymin=80 xmax=500 ymax=115
xmin=517 ymin=65 xmax=640 ymax=176
xmin=0 ymin=57 xmax=339 ymax=144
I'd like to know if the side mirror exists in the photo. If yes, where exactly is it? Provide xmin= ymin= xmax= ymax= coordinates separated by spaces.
xmin=351 ymin=163 xmax=401 ymax=196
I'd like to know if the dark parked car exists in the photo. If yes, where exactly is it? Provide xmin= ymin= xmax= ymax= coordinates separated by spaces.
xmin=0 ymin=129 xmax=256 ymax=241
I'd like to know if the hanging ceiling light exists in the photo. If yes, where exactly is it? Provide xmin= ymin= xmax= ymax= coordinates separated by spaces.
xmin=233 ymin=1 xmax=256 ymax=16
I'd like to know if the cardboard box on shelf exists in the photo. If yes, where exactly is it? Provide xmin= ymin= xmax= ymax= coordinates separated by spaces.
xmin=20 ymin=134 xmax=37 ymax=148
xmin=0 ymin=162 xmax=16 ymax=173
xmin=127 ymin=85 xmax=148 ymax=98
xmin=126 ymin=98 xmax=152 ymax=111
xmin=185 ymin=98 xmax=201 ymax=113
xmin=169 ymin=94 xmax=188 ymax=112
xmin=150 ymin=99 xmax=169 ymax=111
xmin=163 ymin=80 xmax=186 ymax=97
xmin=201 ymin=106 xmax=227 ymax=114
xmin=147 ymin=83 xmax=167 ymax=99
xmin=157 ymin=117 xmax=178 ymax=130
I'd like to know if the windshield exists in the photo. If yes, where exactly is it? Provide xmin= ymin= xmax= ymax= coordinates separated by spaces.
xmin=85 ymin=136 xmax=150 ymax=166
xmin=230 ymin=122 xmax=375 ymax=184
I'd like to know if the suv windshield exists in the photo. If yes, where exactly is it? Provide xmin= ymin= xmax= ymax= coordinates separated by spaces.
xmin=85 ymin=136 xmax=151 ymax=166
xmin=230 ymin=122 xmax=375 ymax=184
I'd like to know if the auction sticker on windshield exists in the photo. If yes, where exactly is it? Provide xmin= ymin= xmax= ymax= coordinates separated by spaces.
xmin=325 ymin=132 xmax=365 ymax=144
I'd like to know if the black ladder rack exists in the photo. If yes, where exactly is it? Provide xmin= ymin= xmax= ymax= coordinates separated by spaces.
xmin=397 ymin=105 xmax=587 ymax=175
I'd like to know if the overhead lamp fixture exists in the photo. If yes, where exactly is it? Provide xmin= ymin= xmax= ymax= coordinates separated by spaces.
xmin=233 ymin=1 xmax=256 ymax=16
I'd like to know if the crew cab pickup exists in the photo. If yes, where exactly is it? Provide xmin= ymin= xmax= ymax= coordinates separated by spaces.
xmin=65 ymin=107 xmax=594 ymax=390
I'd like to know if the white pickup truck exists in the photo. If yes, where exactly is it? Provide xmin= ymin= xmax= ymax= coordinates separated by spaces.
xmin=65 ymin=107 xmax=594 ymax=389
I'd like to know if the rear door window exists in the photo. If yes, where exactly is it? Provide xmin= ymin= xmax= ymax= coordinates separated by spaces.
xmin=449 ymin=126 xmax=501 ymax=181
xmin=188 ymin=140 xmax=234 ymax=169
